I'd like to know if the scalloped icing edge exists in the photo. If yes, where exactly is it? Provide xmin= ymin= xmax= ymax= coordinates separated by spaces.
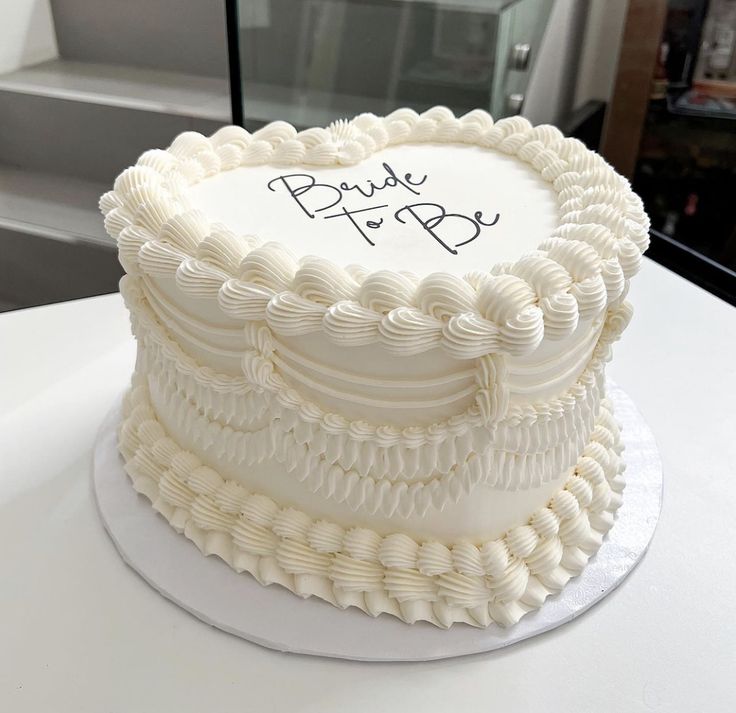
xmin=125 ymin=274 xmax=630 ymax=517
xmin=101 ymin=106 xmax=650 ymax=362
xmin=123 ymin=273 xmax=629 ymax=456
xmin=119 ymin=379 xmax=625 ymax=629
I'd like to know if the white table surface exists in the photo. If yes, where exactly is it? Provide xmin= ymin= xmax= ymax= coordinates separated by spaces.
xmin=1 ymin=258 xmax=735 ymax=712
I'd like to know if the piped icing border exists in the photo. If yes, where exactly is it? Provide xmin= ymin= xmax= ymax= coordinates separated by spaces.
xmin=101 ymin=106 xmax=649 ymax=361
xmin=120 ymin=379 xmax=625 ymax=629
xmin=125 ymin=274 xmax=630 ymax=516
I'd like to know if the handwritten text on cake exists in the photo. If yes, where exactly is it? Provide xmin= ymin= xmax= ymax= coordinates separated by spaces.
xmin=266 ymin=162 xmax=500 ymax=255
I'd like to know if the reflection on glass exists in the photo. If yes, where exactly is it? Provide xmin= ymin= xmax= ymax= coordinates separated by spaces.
xmin=236 ymin=0 xmax=553 ymax=129
xmin=632 ymin=1 xmax=736 ymax=278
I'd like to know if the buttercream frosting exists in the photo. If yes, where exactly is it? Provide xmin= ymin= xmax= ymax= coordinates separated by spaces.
xmin=119 ymin=380 xmax=625 ymax=628
xmin=103 ymin=106 xmax=647 ymax=628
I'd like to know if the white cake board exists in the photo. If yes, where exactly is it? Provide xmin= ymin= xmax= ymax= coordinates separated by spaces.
xmin=92 ymin=382 xmax=662 ymax=661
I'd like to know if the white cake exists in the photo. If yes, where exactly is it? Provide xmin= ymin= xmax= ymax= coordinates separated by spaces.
xmin=101 ymin=107 xmax=649 ymax=628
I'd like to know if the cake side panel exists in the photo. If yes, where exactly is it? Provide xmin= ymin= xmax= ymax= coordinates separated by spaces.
xmin=122 ymin=272 xmax=619 ymax=542
xmin=118 ymin=377 xmax=625 ymax=629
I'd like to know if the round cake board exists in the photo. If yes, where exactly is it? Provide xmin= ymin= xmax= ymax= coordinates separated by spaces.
xmin=92 ymin=381 xmax=662 ymax=662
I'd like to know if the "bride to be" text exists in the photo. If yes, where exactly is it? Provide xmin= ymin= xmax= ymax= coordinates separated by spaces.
xmin=266 ymin=161 xmax=500 ymax=255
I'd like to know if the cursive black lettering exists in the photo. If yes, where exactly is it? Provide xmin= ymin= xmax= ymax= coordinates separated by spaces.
xmin=322 ymin=204 xmax=388 ymax=246
xmin=473 ymin=210 xmax=500 ymax=228
xmin=395 ymin=202 xmax=489 ymax=254
xmin=336 ymin=162 xmax=428 ymax=201
xmin=381 ymin=162 xmax=426 ymax=196
xmin=403 ymin=171 xmax=428 ymax=190
xmin=267 ymin=165 xmax=499 ymax=254
xmin=267 ymin=173 xmax=343 ymax=219
xmin=453 ymin=210 xmax=500 ymax=247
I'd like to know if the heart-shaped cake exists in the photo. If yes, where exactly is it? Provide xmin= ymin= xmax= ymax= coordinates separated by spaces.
xmin=102 ymin=106 xmax=648 ymax=628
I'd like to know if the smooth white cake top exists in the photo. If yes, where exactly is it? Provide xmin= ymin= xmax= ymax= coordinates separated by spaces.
xmin=187 ymin=144 xmax=558 ymax=277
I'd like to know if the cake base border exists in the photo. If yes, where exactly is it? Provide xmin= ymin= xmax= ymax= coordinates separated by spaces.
xmin=92 ymin=381 xmax=662 ymax=661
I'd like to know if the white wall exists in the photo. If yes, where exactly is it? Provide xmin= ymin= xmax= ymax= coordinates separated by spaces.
xmin=0 ymin=0 xmax=58 ymax=74
xmin=574 ymin=0 xmax=629 ymax=107
xmin=523 ymin=0 xmax=588 ymax=126
xmin=523 ymin=0 xmax=628 ymax=126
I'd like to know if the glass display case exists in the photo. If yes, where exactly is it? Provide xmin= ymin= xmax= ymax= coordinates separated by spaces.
xmin=2 ymin=0 xmax=732 ymax=310
xmin=630 ymin=0 xmax=736 ymax=303
xmin=231 ymin=0 xmax=553 ymax=129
